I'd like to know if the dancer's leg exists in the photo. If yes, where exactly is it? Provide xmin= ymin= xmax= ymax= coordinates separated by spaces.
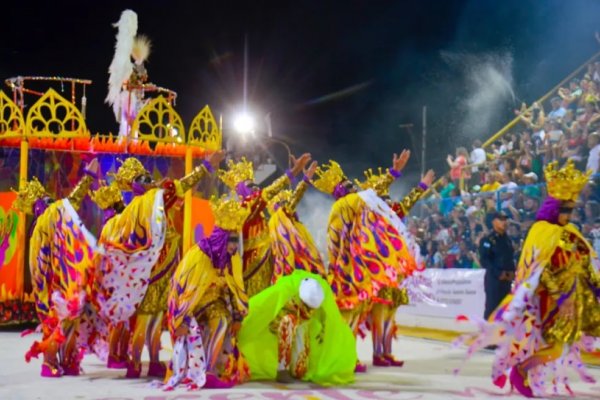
xmin=146 ymin=312 xmax=167 ymax=377
xmin=118 ymin=322 xmax=131 ymax=362
xmin=127 ymin=314 xmax=150 ymax=377
xmin=60 ymin=318 xmax=81 ymax=375
xmin=147 ymin=311 xmax=164 ymax=364
xmin=204 ymin=315 xmax=228 ymax=372
xmin=107 ymin=322 xmax=127 ymax=368
xmin=370 ymin=303 xmax=386 ymax=357
xmin=382 ymin=304 xmax=404 ymax=366
xmin=274 ymin=314 xmax=297 ymax=383
xmin=290 ymin=322 xmax=310 ymax=380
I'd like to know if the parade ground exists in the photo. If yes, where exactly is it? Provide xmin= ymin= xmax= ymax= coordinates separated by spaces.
xmin=1 ymin=328 xmax=599 ymax=400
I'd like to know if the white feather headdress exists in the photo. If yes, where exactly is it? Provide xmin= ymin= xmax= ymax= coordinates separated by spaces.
xmin=105 ymin=9 xmax=138 ymax=118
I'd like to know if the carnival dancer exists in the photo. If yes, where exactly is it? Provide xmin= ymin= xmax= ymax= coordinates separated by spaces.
xmin=127 ymin=207 xmax=181 ymax=378
xmin=455 ymin=160 xmax=600 ymax=397
xmin=238 ymin=269 xmax=356 ymax=385
xmin=268 ymin=161 xmax=326 ymax=282
xmin=89 ymin=176 xmax=178 ymax=379
xmin=105 ymin=9 xmax=152 ymax=139
xmin=164 ymin=196 xmax=250 ymax=390
xmin=217 ymin=154 xmax=311 ymax=297
xmin=355 ymin=166 xmax=435 ymax=367
xmin=91 ymin=152 xmax=223 ymax=375
xmin=15 ymin=159 xmax=100 ymax=377
xmin=312 ymin=151 xmax=418 ymax=372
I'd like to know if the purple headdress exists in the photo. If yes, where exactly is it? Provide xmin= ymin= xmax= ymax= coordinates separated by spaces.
xmin=535 ymin=196 xmax=561 ymax=224
xmin=197 ymin=226 xmax=232 ymax=270
xmin=131 ymin=181 xmax=149 ymax=196
xmin=235 ymin=181 xmax=254 ymax=198
xmin=332 ymin=182 xmax=351 ymax=200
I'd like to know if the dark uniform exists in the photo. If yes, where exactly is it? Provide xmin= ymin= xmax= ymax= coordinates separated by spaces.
xmin=478 ymin=230 xmax=515 ymax=319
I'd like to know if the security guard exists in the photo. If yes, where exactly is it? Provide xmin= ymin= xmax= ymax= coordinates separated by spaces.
xmin=478 ymin=211 xmax=515 ymax=320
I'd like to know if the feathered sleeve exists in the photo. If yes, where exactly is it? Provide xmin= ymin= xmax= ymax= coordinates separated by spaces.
xmin=392 ymin=185 xmax=425 ymax=219
xmin=515 ymin=221 xmax=561 ymax=284
xmin=226 ymin=253 xmax=248 ymax=320
xmin=326 ymin=197 xmax=352 ymax=274
xmin=28 ymin=204 xmax=57 ymax=321
xmin=167 ymin=247 xmax=216 ymax=336
xmin=67 ymin=174 xmax=94 ymax=210
xmin=285 ymin=180 xmax=309 ymax=214
xmin=261 ymin=174 xmax=291 ymax=203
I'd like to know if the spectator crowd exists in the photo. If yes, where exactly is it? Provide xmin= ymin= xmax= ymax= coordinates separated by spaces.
xmin=410 ymin=59 xmax=600 ymax=269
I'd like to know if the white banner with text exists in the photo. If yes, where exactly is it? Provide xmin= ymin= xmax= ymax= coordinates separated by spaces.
xmin=400 ymin=268 xmax=486 ymax=320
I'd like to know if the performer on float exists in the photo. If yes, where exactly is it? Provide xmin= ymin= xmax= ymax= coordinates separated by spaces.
xmin=92 ymin=152 xmax=223 ymax=376
xmin=238 ymin=269 xmax=356 ymax=385
xmin=217 ymin=153 xmax=311 ymax=297
xmin=105 ymin=9 xmax=152 ymax=139
xmin=267 ymin=161 xmax=326 ymax=282
xmin=355 ymin=166 xmax=435 ymax=367
xmin=14 ymin=159 xmax=100 ymax=377
xmin=455 ymin=160 xmax=600 ymax=398
xmin=165 ymin=196 xmax=250 ymax=390
xmin=312 ymin=151 xmax=417 ymax=372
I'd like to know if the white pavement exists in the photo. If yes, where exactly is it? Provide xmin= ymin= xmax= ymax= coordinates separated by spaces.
xmin=1 ymin=331 xmax=599 ymax=400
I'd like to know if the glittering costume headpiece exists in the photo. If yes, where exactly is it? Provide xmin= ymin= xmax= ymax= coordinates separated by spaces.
xmin=312 ymin=161 xmax=345 ymax=195
xmin=210 ymin=195 xmax=251 ymax=232
xmin=355 ymin=167 xmax=392 ymax=197
xmin=91 ymin=181 xmax=124 ymax=210
xmin=113 ymin=157 xmax=148 ymax=191
xmin=12 ymin=177 xmax=48 ymax=214
xmin=544 ymin=159 xmax=591 ymax=202
xmin=267 ymin=190 xmax=293 ymax=213
xmin=217 ymin=158 xmax=254 ymax=190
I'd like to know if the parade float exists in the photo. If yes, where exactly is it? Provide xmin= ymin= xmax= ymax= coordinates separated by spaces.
xmin=0 ymin=74 xmax=221 ymax=325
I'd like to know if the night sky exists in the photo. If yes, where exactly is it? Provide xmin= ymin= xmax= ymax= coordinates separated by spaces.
xmin=3 ymin=0 xmax=600 ymax=180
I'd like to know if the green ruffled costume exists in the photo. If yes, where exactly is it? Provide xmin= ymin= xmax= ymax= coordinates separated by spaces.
xmin=238 ymin=270 xmax=356 ymax=386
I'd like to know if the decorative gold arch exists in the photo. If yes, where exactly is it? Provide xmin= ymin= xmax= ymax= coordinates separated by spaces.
xmin=0 ymin=91 xmax=25 ymax=139
xmin=130 ymin=96 xmax=186 ymax=143
xmin=25 ymin=88 xmax=87 ymax=138
xmin=188 ymin=105 xmax=221 ymax=151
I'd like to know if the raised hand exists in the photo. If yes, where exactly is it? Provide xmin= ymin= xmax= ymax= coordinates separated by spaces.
xmin=421 ymin=169 xmax=436 ymax=187
xmin=290 ymin=153 xmax=312 ymax=176
xmin=303 ymin=161 xmax=318 ymax=180
xmin=207 ymin=150 xmax=226 ymax=169
xmin=392 ymin=150 xmax=411 ymax=172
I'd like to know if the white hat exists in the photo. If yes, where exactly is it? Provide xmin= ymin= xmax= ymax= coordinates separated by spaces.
xmin=523 ymin=172 xmax=538 ymax=181
xmin=299 ymin=278 xmax=325 ymax=309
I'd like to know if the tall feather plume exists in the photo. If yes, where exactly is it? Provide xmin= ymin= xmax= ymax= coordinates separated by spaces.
xmin=132 ymin=35 xmax=151 ymax=65
xmin=105 ymin=9 xmax=138 ymax=119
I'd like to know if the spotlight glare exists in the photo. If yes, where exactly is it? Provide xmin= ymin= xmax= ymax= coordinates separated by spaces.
xmin=233 ymin=113 xmax=255 ymax=135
